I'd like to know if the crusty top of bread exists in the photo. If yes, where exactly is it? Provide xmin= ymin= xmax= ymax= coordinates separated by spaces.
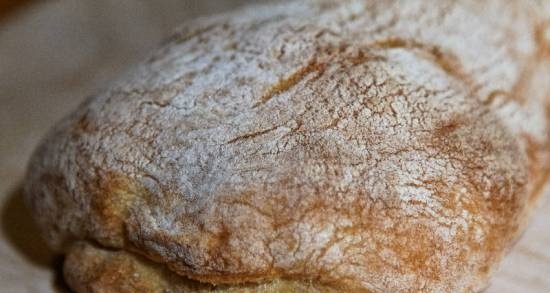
xmin=24 ymin=0 xmax=550 ymax=292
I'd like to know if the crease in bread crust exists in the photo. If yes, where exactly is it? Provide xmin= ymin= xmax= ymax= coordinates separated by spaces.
xmin=64 ymin=242 xmax=344 ymax=293
xmin=24 ymin=0 xmax=550 ymax=292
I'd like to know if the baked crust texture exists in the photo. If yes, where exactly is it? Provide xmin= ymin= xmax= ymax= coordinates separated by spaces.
xmin=25 ymin=0 xmax=550 ymax=292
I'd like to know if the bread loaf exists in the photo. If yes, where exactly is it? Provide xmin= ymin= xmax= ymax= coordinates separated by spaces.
xmin=24 ymin=0 xmax=550 ymax=292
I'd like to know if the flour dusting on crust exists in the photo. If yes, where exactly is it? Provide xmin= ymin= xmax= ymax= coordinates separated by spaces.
xmin=25 ymin=1 xmax=550 ymax=292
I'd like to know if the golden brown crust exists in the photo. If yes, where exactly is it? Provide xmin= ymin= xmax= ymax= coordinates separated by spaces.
xmin=24 ymin=0 xmax=550 ymax=292
xmin=64 ymin=242 xmax=342 ymax=293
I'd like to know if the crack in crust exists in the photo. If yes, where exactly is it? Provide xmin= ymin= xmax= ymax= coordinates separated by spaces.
xmin=252 ymin=58 xmax=325 ymax=109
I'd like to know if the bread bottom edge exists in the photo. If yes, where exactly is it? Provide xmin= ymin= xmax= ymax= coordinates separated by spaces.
xmin=63 ymin=241 xmax=343 ymax=293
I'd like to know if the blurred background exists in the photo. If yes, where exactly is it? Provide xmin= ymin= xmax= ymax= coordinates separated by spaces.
xmin=0 ymin=1 xmax=548 ymax=292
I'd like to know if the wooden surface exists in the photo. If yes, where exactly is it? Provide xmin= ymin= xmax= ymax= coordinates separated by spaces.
xmin=0 ymin=1 xmax=548 ymax=292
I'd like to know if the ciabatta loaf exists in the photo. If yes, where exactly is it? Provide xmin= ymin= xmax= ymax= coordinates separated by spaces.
xmin=24 ymin=0 xmax=550 ymax=292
